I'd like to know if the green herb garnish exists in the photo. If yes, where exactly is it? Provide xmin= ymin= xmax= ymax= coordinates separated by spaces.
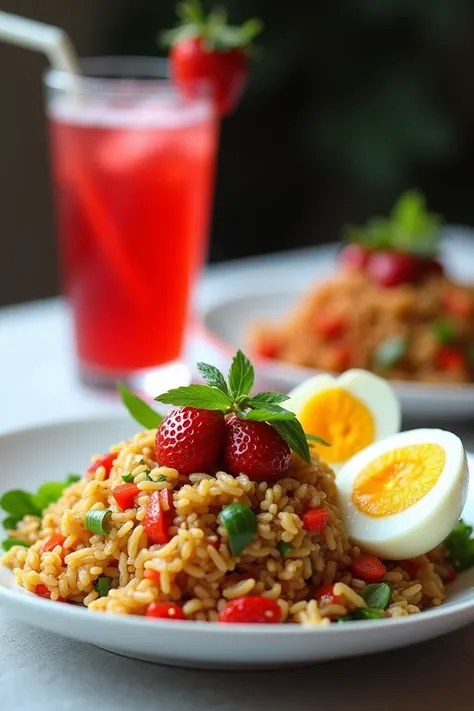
xmin=118 ymin=383 xmax=163 ymax=430
xmin=122 ymin=472 xmax=134 ymax=483
xmin=306 ymin=433 xmax=331 ymax=447
xmin=277 ymin=542 xmax=294 ymax=557
xmin=85 ymin=509 xmax=112 ymax=535
xmin=344 ymin=190 xmax=441 ymax=258
xmin=444 ymin=519 xmax=474 ymax=572
xmin=154 ymin=350 xmax=323 ymax=463
xmin=219 ymin=502 xmax=258 ymax=556
xmin=338 ymin=607 xmax=385 ymax=622
xmin=375 ymin=335 xmax=408 ymax=370
xmin=1 ymin=538 xmax=29 ymax=552
xmin=155 ymin=474 xmax=167 ymax=483
xmin=94 ymin=575 xmax=112 ymax=597
xmin=432 ymin=320 xmax=457 ymax=345
xmin=360 ymin=582 xmax=391 ymax=610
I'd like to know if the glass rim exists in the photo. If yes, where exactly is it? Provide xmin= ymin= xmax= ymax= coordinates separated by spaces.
xmin=44 ymin=56 xmax=177 ymax=95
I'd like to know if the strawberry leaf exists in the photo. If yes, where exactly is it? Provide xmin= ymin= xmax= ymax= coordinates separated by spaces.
xmin=272 ymin=420 xmax=311 ymax=464
xmin=228 ymin=350 xmax=255 ymax=400
xmin=119 ymin=383 xmax=163 ymax=429
xmin=250 ymin=392 xmax=289 ymax=405
xmin=306 ymin=434 xmax=331 ymax=447
xmin=156 ymin=384 xmax=231 ymax=411
xmin=197 ymin=362 xmax=229 ymax=395
xmin=244 ymin=409 xmax=295 ymax=422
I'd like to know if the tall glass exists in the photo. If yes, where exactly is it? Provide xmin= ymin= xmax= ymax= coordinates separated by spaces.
xmin=44 ymin=57 xmax=218 ymax=390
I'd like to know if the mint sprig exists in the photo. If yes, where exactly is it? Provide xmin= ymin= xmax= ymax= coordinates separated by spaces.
xmin=153 ymin=349 xmax=328 ymax=463
xmin=118 ymin=383 xmax=163 ymax=429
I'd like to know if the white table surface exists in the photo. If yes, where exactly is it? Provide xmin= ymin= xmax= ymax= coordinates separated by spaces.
xmin=1 ymin=249 xmax=474 ymax=710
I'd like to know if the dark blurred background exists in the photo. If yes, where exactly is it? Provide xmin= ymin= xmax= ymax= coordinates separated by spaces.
xmin=1 ymin=0 xmax=474 ymax=306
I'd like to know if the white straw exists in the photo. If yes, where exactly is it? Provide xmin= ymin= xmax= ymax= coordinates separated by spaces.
xmin=0 ymin=12 xmax=80 ymax=75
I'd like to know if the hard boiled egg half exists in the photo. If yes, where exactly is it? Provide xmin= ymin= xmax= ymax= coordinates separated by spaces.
xmin=337 ymin=428 xmax=469 ymax=559
xmin=285 ymin=370 xmax=401 ymax=472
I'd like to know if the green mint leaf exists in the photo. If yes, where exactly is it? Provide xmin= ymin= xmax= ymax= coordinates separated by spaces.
xmin=33 ymin=482 xmax=67 ymax=511
xmin=65 ymin=474 xmax=81 ymax=485
xmin=228 ymin=350 xmax=255 ymax=400
xmin=272 ymin=419 xmax=311 ymax=463
xmin=244 ymin=408 xmax=295 ymax=423
xmin=156 ymin=384 xmax=232 ymax=410
xmin=118 ymin=383 xmax=163 ymax=430
xmin=250 ymin=392 xmax=289 ymax=405
xmin=1 ymin=538 xmax=29 ymax=552
xmin=374 ymin=335 xmax=408 ymax=370
xmin=444 ymin=519 xmax=474 ymax=572
xmin=360 ymin=583 xmax=391 ymax=610
xmin=3 ymin=516 xmax=21 ymax=531
xmin=432 ymin=320 xmax=456 ymax=346
xmin=196 ymin=362 xmax=229 ymax=396
xmin=0 ymin=490 xmax=40 ymax=518
xmin=351 ymin=607 xmax=385 ymax=620
xmin=306 ymin=433 xmax=331 ymax=447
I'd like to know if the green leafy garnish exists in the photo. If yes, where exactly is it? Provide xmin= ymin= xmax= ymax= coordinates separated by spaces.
xmin=34 ymin=483 xmax=69 ymax=512
xmin=3 ymin=516 xmax=21 ymax=531
xmin=1 ymin=490 xmax=40 ymax=519
xmin=338 ymin=607 xmax=385 ymax=622
xmin=162 ymin=0 xmax=262 ymax=53
xmin=155 ymin=350 xmax=322 ymax=464
xmin=306 ymin=433 xmax=331 ymax=447
xmin=122 ymin=472 xmax=134 ymax=483
xmin=444 ymin=519 xmax=474 ymax=572
xmin=344 ymin=190 xmax=441 ymax=258
xmin=65 ymin=474 xmax=81 ymax=485
xmin=360 ymin=583 xmax=391 ymax=610
xmin=432 ymin=320 xmax=457 ymax=345
xmin=118 ymin=383 xmax=163 ymax=430
xmin=374 ymin=335 xmax=408 ymax=370
xmin=94 ymin=575 xmax=112 ymax=597
xmin=85 ymin=509 xmax=112 ymax=535
xmin=1 ymin=538 xmax=29 ymax=552
xmin=219 ymin=502 xmax=258 ymax=556
xmin=277 ymin=542 xmax=294 ymax=557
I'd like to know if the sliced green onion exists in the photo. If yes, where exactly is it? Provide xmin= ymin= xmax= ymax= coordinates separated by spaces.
xmin=432 ymin=320 xmax=456 ymax=345
xmin=122 ymin=472 xmax=134 ymax=483
xmin=1 ymin=538 xmax=29 ymax=551
xmin=219 ymin=503 xmax=257 ymax=556
xmin=278 ymin=542 xmax=294 ymax=557
xmin=85 ymin=508 xmax=112 ymax=535
xmin=94 ymin=575 xmax=112 ymax=597
xmin=374 ymin=335 xmax=408 ymax=370
xmin=360 ymin=582 xmax=391 ymax=610
xmin=155 ymin=474 xmax=167 ymax=483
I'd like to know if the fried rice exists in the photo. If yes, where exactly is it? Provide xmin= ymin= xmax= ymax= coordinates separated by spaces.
xmin=2 ymin=428 xmax=450 ymax=623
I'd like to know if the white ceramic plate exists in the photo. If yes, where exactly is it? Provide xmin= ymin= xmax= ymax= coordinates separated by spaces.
xmin=195 ymin=229 xmax=474 ymax=418
xmin=1 ymin=415 xmax=474 ymax=670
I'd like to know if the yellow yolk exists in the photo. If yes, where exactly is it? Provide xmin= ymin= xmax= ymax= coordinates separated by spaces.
xmin=299 ymin=388 xmax=375 ymax=464
xmin=352 ymin=443 xmax=445 ymax=517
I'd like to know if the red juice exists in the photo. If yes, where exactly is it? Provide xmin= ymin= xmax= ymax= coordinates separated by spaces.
xmin=48 ymin=93 xmax=217 ymax=375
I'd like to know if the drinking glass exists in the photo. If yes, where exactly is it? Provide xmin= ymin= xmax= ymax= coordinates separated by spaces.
xmin=44 ymin=57 xmax=218 ymax=390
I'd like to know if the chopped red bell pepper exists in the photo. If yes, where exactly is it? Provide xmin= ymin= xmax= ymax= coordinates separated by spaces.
xmin=146 ymin=602 xmax=185 ymax=619
xmin=436 ymin=346 xmax=466 ymax=372
xmin=144 ymin=488 xmax=175 ymax=545
xmin=301 ymin=507 xmax=329 ymax=533
xmin=86 ymin=452 xmax=116 ymax=479
xmin=143 ymin=569 xmax=161 ymax=584
xmin=314 ymin=584 xmax=344 ymax=606
xmin=315 ymin=313 xmax=345 ymax=339
xmin=112 ymin=482 xmax=141 ymax=511
xmin=351 ymin=554 xmax=386 ymax=583
xmin=39 ymin=534 xmax=67 ymax=555
xmin=218 ymin=596 xmax=281 ymax=623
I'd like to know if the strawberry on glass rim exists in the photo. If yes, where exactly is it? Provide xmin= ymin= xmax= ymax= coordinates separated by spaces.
xmin=119 ymin=350 xmax=329 ymax=482
xmin=163 ymin=0 xmax=262 ymax=116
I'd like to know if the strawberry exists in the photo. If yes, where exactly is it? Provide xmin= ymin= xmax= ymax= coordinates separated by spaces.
xmin=164 ymin=0 xmax=262 ymax=116
xmin=224 ymin=415 xmax=291 ymax=482
xmin=155 ymin=406 xmax=226 ymax=475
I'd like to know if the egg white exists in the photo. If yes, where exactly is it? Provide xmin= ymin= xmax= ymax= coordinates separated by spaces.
xmin=337 ymin=428 xmax=469 ymax=560
xmin=286 ymin=369 xmax=401 ymax=471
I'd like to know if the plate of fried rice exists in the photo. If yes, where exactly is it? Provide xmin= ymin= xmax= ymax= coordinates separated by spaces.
xmin=1 ymin=402 xmax=474 ymax=668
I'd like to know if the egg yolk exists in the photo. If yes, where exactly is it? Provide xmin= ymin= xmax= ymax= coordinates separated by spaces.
xmin=352 ymin=443 xmax=445 ymax=517
xmin=299 ymin=388 xmax=375 ymax=464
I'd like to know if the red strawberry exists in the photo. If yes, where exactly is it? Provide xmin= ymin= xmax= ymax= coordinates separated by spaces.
xmin=155 ymin=407 xmax=225 ymax=475
xmin=366 ymin=250 xmax=421 ymax=288
xmin=164 ymin=1 xmax=262 ymax=116
xmin=224 ymin=415 xmax=291 ymax=482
